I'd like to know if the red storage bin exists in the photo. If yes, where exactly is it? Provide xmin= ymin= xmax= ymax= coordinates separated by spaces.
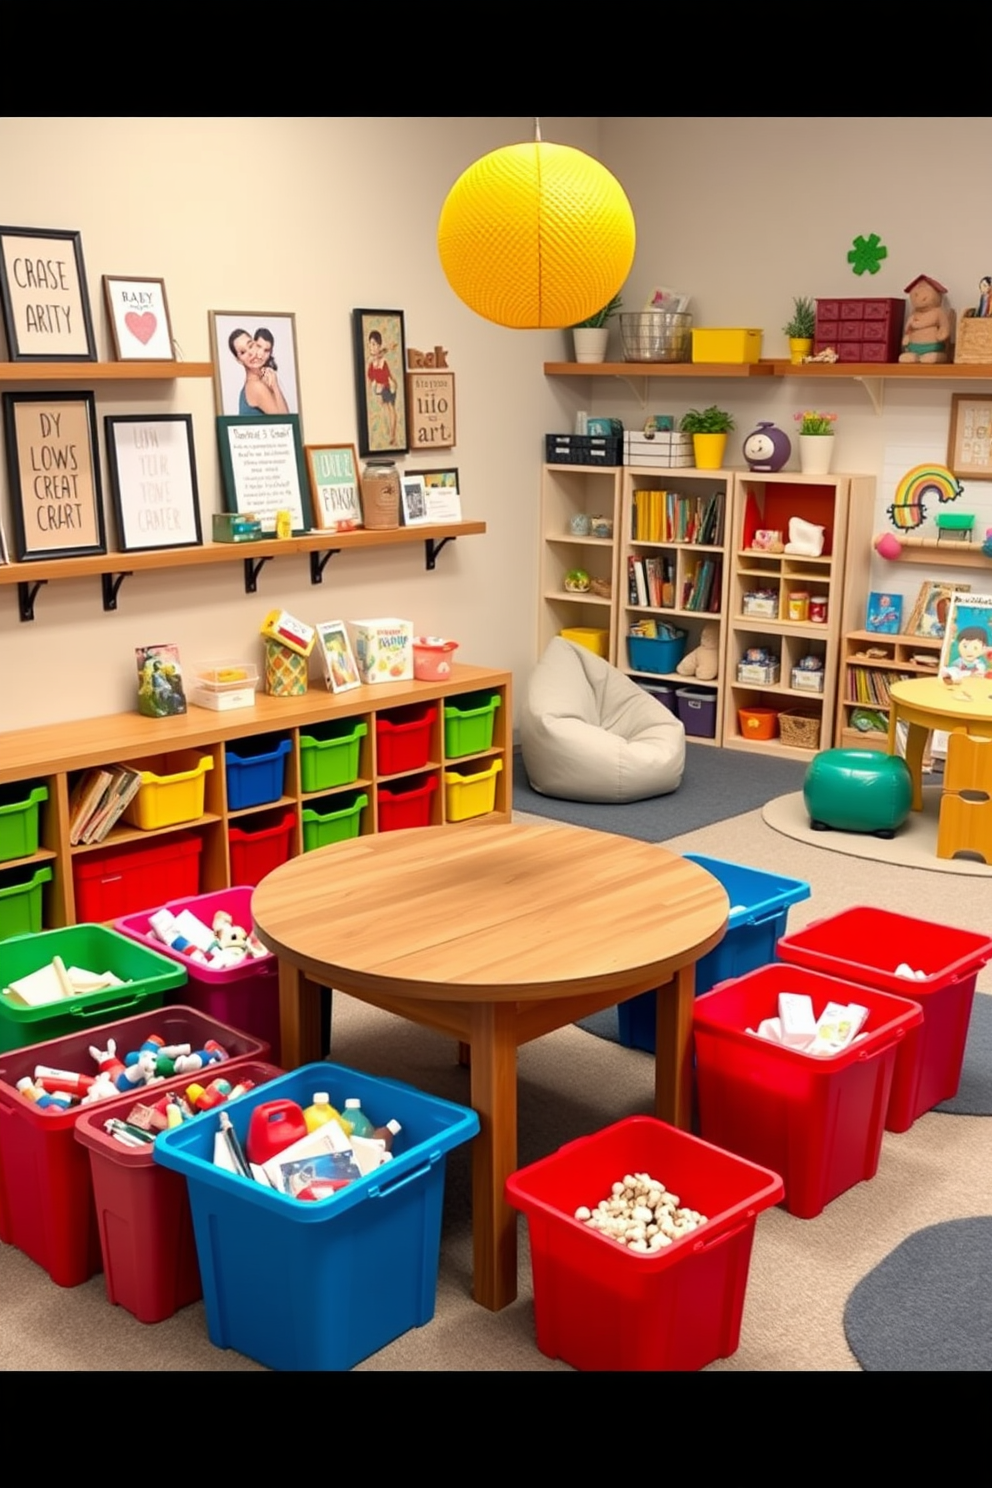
xmin=377 ymin=773 xmax=438 ymax=832
xmin=0 ymin=1006 xmax=270 ymax=1289
xmin=505 ymin=1115 xmax=784 ymax=1372
xmin=375 ymin=703 xmax=436 ymax=775
xmin=227 ymin=809 xmax=296 ymax=887
xmin=72 ymin=833 xmax=202 ymax=922
xmin=776 ymin=908 xmax=992 ymax=1132
xmin=74 ymin=1059 xmax=282 ymax=1323
xmin=692 ymin=964 xmax=923 ymax=1218
xmin=113 ymin=886 xmax=282 ymax=1062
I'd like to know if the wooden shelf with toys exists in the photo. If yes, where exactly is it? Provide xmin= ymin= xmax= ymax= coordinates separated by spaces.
xmin=834 ymin=630 xmax=942 ymax=753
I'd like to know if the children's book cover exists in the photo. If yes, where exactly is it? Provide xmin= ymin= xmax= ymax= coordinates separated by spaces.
xmin=865 ymin=592 xmax=903 ymax=634
xmin=939 ymin=593 xmax=992 ymax=679
xmin=136 ymin=642 xmax=187 ymax=717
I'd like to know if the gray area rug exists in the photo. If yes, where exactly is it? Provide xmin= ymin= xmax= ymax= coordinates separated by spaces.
xmin=513 ymin=747 xmax=809 ymax=842
xmin=844 ymin=1218 xmax=992 ymax=1370
xmin=935 ymin=992 xmax=992 ymax=1116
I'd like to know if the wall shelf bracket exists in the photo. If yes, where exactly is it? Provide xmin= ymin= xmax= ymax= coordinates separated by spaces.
xmin=17 ymin=579 xmax=46 ymax=623
xmin=243 ymin=555 xmax=271 ymax=593
xmin=309 ymin=548 xmax=340 ymax=585
xmin=853 ymin=375 xmax=884 ymax=415
xmin=102 ymin=571 xmax=132 ymax=612
xmin=425 ymin=536 xmax=455 ymax=570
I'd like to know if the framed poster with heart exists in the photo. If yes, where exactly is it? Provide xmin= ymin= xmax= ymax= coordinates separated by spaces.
xmin=102 ymin=275 xmax=175 ymax=361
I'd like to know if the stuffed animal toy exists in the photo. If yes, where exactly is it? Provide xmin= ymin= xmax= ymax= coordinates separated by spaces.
xmin=784 ymin=516 xmax=825 ymax=556
xmin=676 ymin=622 xmax=719 ymax=681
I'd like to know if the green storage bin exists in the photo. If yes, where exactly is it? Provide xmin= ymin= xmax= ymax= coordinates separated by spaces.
xmin=0 ymin=784 xmax=48 ymax=862
xmin=301 ymin=792 xmax=368 ymax=851
xmin=0 ymin=864 xmax=53 ymax=942
xmin=443 ymin=692 xmax=501 ymax=759
xmin=0 ymin=924 xmax=187 ymax=1055
xmin=299 ymin=720 xmax=367 ymax=793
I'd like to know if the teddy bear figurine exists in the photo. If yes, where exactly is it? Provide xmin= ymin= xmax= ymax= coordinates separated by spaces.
xmin=899 ymin=274 xmax=954 ymax=363
xmin=676 ymin=621 xmax=719 ymax=681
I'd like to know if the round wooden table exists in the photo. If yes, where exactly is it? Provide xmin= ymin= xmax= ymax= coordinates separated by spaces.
xmin=889 ymin=675 xmax=992 ymax=809
xmin=251 ymin=818 xmax=728 ymax=1311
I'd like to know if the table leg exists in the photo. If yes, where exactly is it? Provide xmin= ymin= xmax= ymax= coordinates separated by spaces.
xmin=904 ymin=722 xmax=928 ymax=811
xmin=277 ymin=959 xmax=323 ymax=1068
xmin=655 ymin=964 xmax=695 ymax=1130
xmin=468 ymin=1001 xmax=518 ymax=1311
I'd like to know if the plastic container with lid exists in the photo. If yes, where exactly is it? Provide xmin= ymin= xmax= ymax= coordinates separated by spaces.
xmin=788 ymin=591 xmax=810 ymax=622
xmin=809 ymin=595 xmax=828 ymax=624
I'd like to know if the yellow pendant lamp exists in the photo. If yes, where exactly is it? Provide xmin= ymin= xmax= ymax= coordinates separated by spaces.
xmin=437 ymin=121 xmax=636 ymax=330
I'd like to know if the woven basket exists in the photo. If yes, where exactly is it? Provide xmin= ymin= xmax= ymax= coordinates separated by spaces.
xmin=778 ymin=708 xmax=820 ymax=749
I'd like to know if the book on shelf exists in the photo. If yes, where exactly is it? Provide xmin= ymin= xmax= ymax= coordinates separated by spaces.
xmin=865 ymin=591 xmax=902 ymax=634
xmin=68 ymin=767 xmax=116 ymax=845
xmin=79 ymin=765 xmax=144 ymax=844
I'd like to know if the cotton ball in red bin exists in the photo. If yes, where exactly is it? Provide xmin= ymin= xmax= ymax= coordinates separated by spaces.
xmin=874 ymin=532 xmax=902 ymax=560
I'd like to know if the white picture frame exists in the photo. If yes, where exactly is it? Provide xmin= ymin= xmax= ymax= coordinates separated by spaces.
xmin=400 ymin=473 xmax=430 ymax=526
xmin=316 ymin=618 xmax=361 ymax=693
xmin=102 ymin=275 xmax=175 ymax=361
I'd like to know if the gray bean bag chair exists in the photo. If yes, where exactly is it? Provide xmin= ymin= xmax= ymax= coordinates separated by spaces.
xmin=520 ymin=637 xmax=685 ymax=802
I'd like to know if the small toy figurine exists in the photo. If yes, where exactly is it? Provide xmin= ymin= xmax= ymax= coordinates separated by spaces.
xmin=977 ymin=276 xmax=992 ymax=319
xmin=900 ymin=275 xmax=954 ymax=363
xmin=742 ymin=421 xmax=791 ymax=473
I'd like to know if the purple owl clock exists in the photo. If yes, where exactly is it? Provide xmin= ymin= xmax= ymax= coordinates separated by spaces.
xmin=743 ymin=421 xmax=791 ymax=472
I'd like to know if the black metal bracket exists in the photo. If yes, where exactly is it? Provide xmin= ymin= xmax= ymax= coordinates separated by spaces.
xmin=309 ymin=548 xmax=341 ymax=585
xmin=102 ymin=572 xmax=132 ymax=612
xmin=425 ymin=536 xmax=456 ymax=571
xmin=17 ymin=579 xmax=46 ymax=623
xmin=243 ymin=555 xmax=271 ymax=593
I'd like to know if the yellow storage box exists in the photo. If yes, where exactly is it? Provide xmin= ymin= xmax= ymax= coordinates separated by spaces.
xmin=444 ymin=757 xmax=503 ymax=822
xmin=691 ymin=328 xmax=763 ymax=364
xmin=560 ymin=627 xmax=609 ymax=658
xmin=122 ymin=751 xmax=214 ymax=830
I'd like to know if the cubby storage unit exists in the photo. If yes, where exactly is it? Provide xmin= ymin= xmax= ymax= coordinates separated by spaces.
xmin=539 ymin=463 xmax=623 ymax=665
xmin=835 ymin=630 xmax=942 ymax=750
xmin=0 ymin=664 xmax=511 ymax=926
xmin=618 ymin=466 xmax=732 ymax=746
xmin=722 ymin=472 xmax=876 ymax=758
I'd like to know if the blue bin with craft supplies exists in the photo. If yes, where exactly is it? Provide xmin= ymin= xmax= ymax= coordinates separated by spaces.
xmin=225 ymin=735 xmax=292 ymax=811
xmin=617 ymin=854 xmax=811 ymax=1054
xmin=152 ymin=1061 xmax=480 ymax=1371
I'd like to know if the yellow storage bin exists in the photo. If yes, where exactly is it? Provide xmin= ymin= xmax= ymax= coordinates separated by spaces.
xmin=122 ymin=751 xmax=214 ymax=830
xmin=444 ymin=757 xmax=503 ymax=822
xmin=560 ymin=627 xmax=609 ymax=659
xmin=691 ymin=328 xmax=762 ymax=364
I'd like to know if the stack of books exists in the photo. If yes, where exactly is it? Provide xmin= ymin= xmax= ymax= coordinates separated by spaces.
xmin=68 ymin=765 xmax=144 ymax=845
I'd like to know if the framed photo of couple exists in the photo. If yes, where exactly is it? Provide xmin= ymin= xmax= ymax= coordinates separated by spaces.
xmin=208 ymin=311 xmax=302 ymax=424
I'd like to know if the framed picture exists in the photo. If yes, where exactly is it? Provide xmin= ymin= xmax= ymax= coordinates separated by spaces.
xmin=421 ymin=467 xmax=462 ymax=522
xmin=315 ymin=619 xmax=361 ymax=694
xmin=216 ymin=414 xmax=312 ymax=535
xmin=400 ymin=473 xmax=430 ymax=527
xmin=939 ymin=593 xmax=992 ymax=678
xmin=0 ymin=226 xmax=96 ymax=361
xmin=104 ymin=414 xmax=201 ymax=552
xmin=352 ymin=308 xmax=408 ymax=457
xmin=947 ymin=393 xmax=992 ymax=480
xmin=102 ymin=275 xmax=175 ymax=361
xmin=865 ymin=591 xmax=902 ymax=634
xmin=906 ymin=579 xmax=971 ymax=640
xmin=208 ymin=310 xmax=302 ymax=421
xmin=1 ymin=391 xmax=106 ymax=560
xmin=406 ymin=369 xmax=456 ymax=450
xmin=136 ymin=642 xmax=187 ymax=718
xmin=304 ymin=443 xmax=363 ymax=533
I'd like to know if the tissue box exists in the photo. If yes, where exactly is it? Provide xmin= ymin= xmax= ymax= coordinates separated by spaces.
xmin=346 ymin=618 xmax=413 ymax=684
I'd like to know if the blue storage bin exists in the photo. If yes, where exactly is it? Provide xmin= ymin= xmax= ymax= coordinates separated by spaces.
xmin=152 ymin=1061 xmax=479 ymax=1371
xmin=618 ymin=853 xmax=811 ymax=1053
xmin=225 ymin=736 xmax=292 ymax=811
xmin=627 ymin=631 xmax=687 ymax=675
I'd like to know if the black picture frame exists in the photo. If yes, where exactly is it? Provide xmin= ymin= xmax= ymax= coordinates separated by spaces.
xmin=104 ymin=414 xmax=202 ymax=553
xmin=0 ymin=226 xmax=96 ymax=361
xmin=352 ymin=308 xmax=408 ymax=457
xmin=216 ymin=413 xmax=313 ymax=535
xmin=2 ymin=390 xmax=106 ymax=560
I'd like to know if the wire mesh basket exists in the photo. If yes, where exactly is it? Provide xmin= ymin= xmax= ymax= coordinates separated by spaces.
xmin=619 ymin=311 xmax=693 ymax=363
xmin=778 ymin=709 xmax=821 ymax=749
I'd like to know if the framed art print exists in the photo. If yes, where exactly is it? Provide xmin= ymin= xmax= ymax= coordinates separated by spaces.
xmin=400 ymin=473 xmax=430 ymax=526
xmin=406 ymin=368 xmax=456 ymax=449
xmin=865 ymin=591 xmax=902 ymax=634
xmin=216 ymin=413 xmax=312 ymax=534
xmin=2 ymin=391 xmax=106 ymax=560
xmin=103 ymin=275 xmax=175 ymax=361
xmin=947 ymin=393 xmax=992 ymax=481
xmin=940 ymin=592 xmax=992 ymax=677
xmin=0 ymin=225 xmax=96 ymax=361
xmin=352 ymin=308 xmax=408 ymax=457
xmin=316 ymin=619 xmax=361 ymax=693
xmin=421 ymin=467 xmax=462 ymax=522
xmin=209 ymin=310 xmax=302 ymax=420
xmin=305 ymin=443 xmax=363 ymax=532
xmin=105 ymin=414 xmax=202 ymax=552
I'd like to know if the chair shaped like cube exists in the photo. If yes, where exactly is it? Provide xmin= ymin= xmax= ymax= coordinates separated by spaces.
xmin=937 ymin=733 xmax=992 ymax=863
xmin=803 ymin=748 xmax=912 ymax=838
xmin=519 ymin=637 xmax=685 ymax=803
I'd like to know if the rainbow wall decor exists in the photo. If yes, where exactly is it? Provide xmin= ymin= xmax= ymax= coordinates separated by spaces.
xmin=886 ymin=464 xmax=964 ymax=530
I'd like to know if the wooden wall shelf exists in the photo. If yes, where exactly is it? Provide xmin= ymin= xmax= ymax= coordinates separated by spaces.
xmin=545 ymin=359 xmax=992 ymax=381
xmin=0 ymin=361 xmax=213 ymax=381
xmin=876 ymin=534 xmax=992 ymax=570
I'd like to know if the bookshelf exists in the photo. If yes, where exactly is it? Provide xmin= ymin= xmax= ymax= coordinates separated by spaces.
xmin=835 ymin=630 xmax=942 ymax=750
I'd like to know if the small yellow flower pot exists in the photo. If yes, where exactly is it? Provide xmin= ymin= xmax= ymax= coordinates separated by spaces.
xmin=692 ymin=433 xmax=727 ymax=470
xmin=789 ymin=337 xmax=813 ymax=365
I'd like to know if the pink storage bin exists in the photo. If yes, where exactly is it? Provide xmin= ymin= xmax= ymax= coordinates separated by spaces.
xmin=413 ymin=638 xmax=459 ymax=681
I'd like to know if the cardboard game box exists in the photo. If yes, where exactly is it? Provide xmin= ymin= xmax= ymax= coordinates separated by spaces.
xmin=346 ymin=618 xmax=413 ymax=684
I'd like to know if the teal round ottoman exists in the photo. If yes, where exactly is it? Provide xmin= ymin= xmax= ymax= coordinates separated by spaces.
xmin=803 ymin=748 xmax=912 ymax=839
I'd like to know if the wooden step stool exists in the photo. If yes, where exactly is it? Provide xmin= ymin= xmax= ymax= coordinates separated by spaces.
xmin=937 ymin=733 xmax=992 ymax=862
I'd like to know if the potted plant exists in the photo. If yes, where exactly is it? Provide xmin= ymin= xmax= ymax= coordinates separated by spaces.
xmin=783 ymin=296 xmax=816 ymax=364
xmin=571 ymin=292 xmax=623 ymax=364
xmin=794 ymin=408 xmax=836 ymax=474
xmin=679 ymin=405 xmax=736 ymax=470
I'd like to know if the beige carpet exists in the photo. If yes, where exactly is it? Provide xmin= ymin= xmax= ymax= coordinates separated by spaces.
xmin=763 ymin=786 xmax=992 ymax=876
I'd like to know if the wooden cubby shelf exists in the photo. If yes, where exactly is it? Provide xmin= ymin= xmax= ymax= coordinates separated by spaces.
xmin=0 ymin=361 xmax=213 ymax=381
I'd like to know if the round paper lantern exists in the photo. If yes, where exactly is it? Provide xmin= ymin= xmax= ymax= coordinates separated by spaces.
xmin=437 ymin=141 xmax=636 ymax=330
